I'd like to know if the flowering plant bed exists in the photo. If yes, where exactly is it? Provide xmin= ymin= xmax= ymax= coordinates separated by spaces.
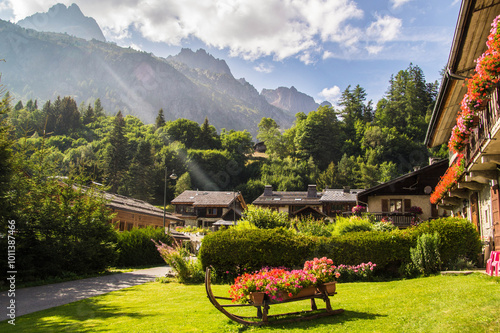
xmin=303 ymin=257 xmax=340 ymax=284
xmin=228 ymin=267 xmax=317 ymax=303
xmin=206 ymin=267 xmax=344 ymax=326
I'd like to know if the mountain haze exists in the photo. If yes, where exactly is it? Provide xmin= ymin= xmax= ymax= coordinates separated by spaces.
xmin=0 ymin=4 xmax=329 ymax=134
xmin=262 ymin=86 xmax=331 ymax=114
xmin=17 ymin=3 xmax=106 ymax=42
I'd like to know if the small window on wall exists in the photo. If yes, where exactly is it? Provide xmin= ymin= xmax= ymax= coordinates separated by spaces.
xmin=127 ymin=223 xmax=134 ymax=231
xmin=119 ymin=221 xmax=125 ymax=231
xmin=390 ymin=199 xmax=402 ymax=212
xmin=207 ymin=208 xmax=217 ymax=216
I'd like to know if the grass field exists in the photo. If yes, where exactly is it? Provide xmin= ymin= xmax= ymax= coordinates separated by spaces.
xmin=1 ymin=273 xmax=499 ymax=332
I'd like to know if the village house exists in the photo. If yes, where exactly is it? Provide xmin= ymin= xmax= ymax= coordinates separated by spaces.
xmin=252 ymin=185 xmax=360 ymax=219
xmin=103 ymin=192 xmax=182 ymax=231
xmin=171 ymin=190 xmax=247 ymax=229
xmin=425 ymin=0 xmax=500 ymax=251
xmin=356 ymin=159 xmax=449 ymax=228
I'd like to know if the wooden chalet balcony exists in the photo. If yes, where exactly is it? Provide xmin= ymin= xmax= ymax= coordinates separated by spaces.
xmin=463 ymin=87 xmax=500 ymax=166
xmin=342 ymin=212 xmax=415 ymax=228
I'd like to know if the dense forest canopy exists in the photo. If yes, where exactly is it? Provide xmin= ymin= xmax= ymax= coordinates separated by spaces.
xmin=3 ymin=64 xmax=447 ymax=205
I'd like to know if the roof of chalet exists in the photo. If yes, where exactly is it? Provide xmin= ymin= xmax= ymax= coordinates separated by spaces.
xmin=171 ymin=190 xmax=247 ymax=208
xmin=425 ymin=0 xmax=500 ymax=147
xmin=357 ymin=159 xmax=449 ymax=202
xmin=102 ymin=192 xmax=182 ymax=221
xmin=253 ymin=186 xmax=360 ymax=205
xmin=320 ymin=189 xmax=362 ymax=202
xmin=252 ymin=191 xmax=323 ymax=205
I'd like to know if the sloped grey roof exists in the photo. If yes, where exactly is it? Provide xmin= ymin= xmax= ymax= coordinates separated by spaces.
xmin=103 ymin=192 xmax=182 ymax=221
xmin=172 ymin=190 xmax=243 ymax=207
xmin=320 ymin=189 xmax=361 ymax=202
xmin=252 ymin=191 xmax=322 ymax=205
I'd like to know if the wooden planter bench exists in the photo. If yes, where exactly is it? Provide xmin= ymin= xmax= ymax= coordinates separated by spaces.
xmin=205 ymin=268 xmax=344 ymax=326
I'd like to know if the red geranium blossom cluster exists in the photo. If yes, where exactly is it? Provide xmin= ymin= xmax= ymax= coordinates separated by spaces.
xmin=448 ymin=15 xmax=500 ymax=154
xmin=303 ymin=257 xmax=341 ymax=284
xmin=228 ymin=267 xmax=317 ymax=303
xmin=430 ymin=154 xmax=465 ymax=204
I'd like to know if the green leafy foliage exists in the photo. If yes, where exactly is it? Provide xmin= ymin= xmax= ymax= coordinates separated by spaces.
xmin=115 ymin=227 xmax=173 ymax=267
xmin=410 ymin=232 xmax=442 ymax=276
xmin=153 ymin=240 xmax=204 ymax=283
xmin=241 ymin=206 xmax=290 ymax=229
xmin=412 ymin=217 xmax=482 ymax=268
xmin=199 ymin=228 xmax=315 ymax=282
xmin=332 ymin=216 xmax=374 ymax=235
xmin=199 ymin=217 xmax=481 ymax=281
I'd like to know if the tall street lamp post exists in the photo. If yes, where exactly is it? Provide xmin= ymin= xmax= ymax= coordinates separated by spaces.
xmin=163 ymin=168 xmax=177 ymax=234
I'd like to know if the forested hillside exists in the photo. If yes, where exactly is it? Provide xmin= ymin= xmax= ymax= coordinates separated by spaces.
xmin=3 ymin=63 xmax=447 ymax=205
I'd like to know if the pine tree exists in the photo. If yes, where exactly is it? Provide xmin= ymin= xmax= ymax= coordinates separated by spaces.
xmin=155 ymin=108 xmax=166 ymax=129
xmin=103 ymin=111 xmax=128 ymax=193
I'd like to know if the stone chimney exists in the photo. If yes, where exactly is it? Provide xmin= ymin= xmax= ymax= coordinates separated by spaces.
xmin=264 ymin=185 xmax=273 ymax=196
xmin=307 ymin=184 xmax=317 ymax=198
xmin=343 ymin=186 xmax=350 ymax=193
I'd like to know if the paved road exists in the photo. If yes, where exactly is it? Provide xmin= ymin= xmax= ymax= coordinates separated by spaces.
xmin=0 ymin=266 xmax=170 ymax=319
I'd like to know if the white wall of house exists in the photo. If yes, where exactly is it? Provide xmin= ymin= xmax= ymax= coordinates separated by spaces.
xmin=479 ymin=184 xmax=494 ymax=243
xmin=367 ymin=195 xmax=433 ymax=221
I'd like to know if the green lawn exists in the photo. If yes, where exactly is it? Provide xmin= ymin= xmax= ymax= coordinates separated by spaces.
xmin=1 ymin=273 xmax=499 ymax=332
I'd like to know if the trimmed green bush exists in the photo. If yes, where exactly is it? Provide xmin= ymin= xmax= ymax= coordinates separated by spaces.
xmin=199 ymin=217 xmax=482 ymax=281
xmin=199 ymin=228 xmax=315 ymax=282
xmin=333 ymin=216 xmax=373 ymax=235
xmin=412 ymin=217 xmax=482 ymax=268
xmin=115 ymin=227 xmax=173 ymax=267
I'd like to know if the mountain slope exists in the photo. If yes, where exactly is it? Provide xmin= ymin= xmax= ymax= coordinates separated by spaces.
xmin=261 ymin=86 xmax=331 ymax=114
xmin=0 ymin=19 xmax=295 ymax=134
xmin=17 ymin=3 xmax=106 ymax=42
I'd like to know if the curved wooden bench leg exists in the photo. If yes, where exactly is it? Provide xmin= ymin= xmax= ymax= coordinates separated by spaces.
xmin=310 ymin=298 xmax=317 ymax=311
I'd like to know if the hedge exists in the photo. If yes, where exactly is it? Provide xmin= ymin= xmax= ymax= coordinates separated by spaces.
xmin=199 ymin=228 xmax=315 ymax=282
xmin=115 ymin=227 xmax=173 ymax=267
xmin=411 ymin=217 xmax=482 ymax=267
xmin=199 ymin=217 xmax=481 ymax=281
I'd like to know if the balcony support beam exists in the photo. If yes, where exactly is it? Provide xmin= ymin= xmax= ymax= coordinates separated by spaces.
xmin=441 ymin=197 xmax=462 ymax=206
xmin=465 ymin=170 xmax=497 ymax=184
xmin=457 ymin=181 xmax=484 ymax=191
xmin=448 ymin=190 xmax=470 ymax=199
xmin=481 ymin=154 xmax=500 ymax=165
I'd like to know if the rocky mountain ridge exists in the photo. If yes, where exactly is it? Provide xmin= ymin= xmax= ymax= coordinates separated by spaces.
xmin=17 ymin=3 xmax=106 ymax=42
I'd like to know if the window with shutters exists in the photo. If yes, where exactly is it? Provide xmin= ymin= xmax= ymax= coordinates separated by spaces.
xmin=390 ymin=199 xmax=402 ymax=212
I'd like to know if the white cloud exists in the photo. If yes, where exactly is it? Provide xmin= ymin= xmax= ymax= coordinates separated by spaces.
xmin=3 ymin=0 xmax=418 ymax=64
xmin=319 ymin=85 xmax=341 ymax=104
xmin=254 ymin=63 xmax=274 ymax=73
xmin=366 ymin=14 xmax=402 ymax=43
xmin=391 ymin=0 xmax=411 ymax=9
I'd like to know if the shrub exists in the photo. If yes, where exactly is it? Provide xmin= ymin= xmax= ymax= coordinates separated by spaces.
xmin=241 ymin=206 xmax=290 ymax=229
xmin=412 ymin=217 xmax=482 ymax=267
xmin=373 ymin=221 xmax=397 ymax=232
xmin=410 ymin=232 xmax=441 ymax=276
xmin=115 ymin=227 xmax=172 ymax=267
xmin=333 ymin=216 xmax=373 ymax=235
xmin=153 ymin=240 xmax=204 ymax=283
xmin=293 ymin=216 xmax=332 ymax=237
xmin=199 ymin=228 xmax=315 ymax=283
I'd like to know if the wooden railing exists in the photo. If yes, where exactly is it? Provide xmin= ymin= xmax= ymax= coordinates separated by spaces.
xmin=341 ymin=212 xmax=415 ymax=228
xmin=464 ymin=87 xmax=500 ymax=165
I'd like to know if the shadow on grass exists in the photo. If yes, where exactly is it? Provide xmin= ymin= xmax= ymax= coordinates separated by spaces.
xmin=232 ymin=310 xmax=385 ymax=332
xmin=2 ymin=289 xmax=149 ymax=333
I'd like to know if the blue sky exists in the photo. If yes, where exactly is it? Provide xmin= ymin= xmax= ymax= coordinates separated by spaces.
xmin=0 ymin=0 xmax=461 ymax=106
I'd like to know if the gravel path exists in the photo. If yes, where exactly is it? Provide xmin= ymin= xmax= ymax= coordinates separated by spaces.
xmin=0 ymin=266 xmax=171 ymax=319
